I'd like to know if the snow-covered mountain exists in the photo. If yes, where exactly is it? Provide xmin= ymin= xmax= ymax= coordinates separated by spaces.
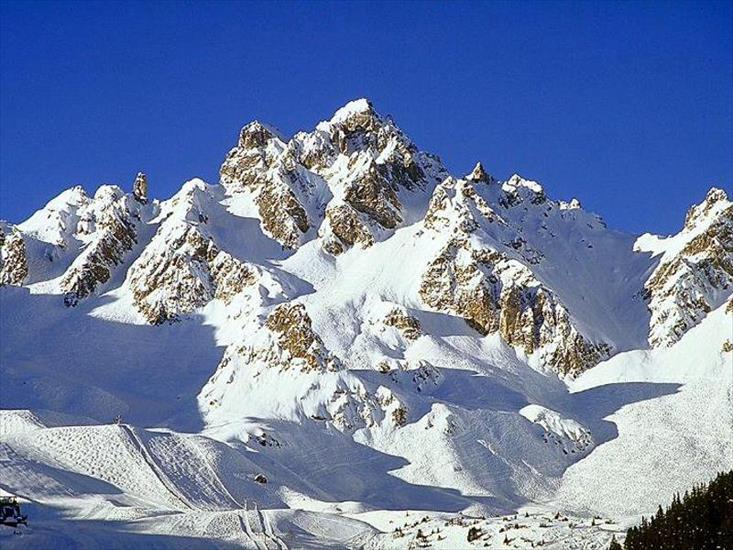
xmin=1 ymin=99 xmax=731 ymax=549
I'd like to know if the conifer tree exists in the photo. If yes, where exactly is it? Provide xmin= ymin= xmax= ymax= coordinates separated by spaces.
xmin=624 ymin=470 xmax=732 ymax=549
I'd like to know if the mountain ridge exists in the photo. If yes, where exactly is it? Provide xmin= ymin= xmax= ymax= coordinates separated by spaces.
xmin=1 ymin=99 xmax=731 ymax=549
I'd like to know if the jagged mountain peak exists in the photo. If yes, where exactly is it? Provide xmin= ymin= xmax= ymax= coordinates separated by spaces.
xmin=636 ymin=186 xmax=733 ymax=347
xmin=237 ymin=120 xmax=286 ymax=149
xmin=219 ymin=100 xmax=448 ymax=254
xmin=2 ymin=101 xmax=732 ymax=548
xmin=322 ymin=97 xmax=378 ymax=127
xmin=133 ymin=172 xmax=148 ymax=203
xmin=466 ymin=161 xmax=493 ymax=183
xmin=683 ymin=186 xmax=730 ymax=231
xmin=504 ymin=173 xmax=545 ymax=194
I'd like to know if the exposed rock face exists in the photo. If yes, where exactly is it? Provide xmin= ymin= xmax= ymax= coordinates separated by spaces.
xmin=129 ymin=223 xmax=257 ymax=323
xmin=343 ymin=161 xmax=403 ymax=229
xmin=133 ymin=172 xmax=148 ymax=203
xmin=264 ymin=303 xmax=342 ymax=372
xmin=643 ymin=188 xmax=733 ymax=347
xmin=220 ymin=122 xmax=312 ymax=249
xmin=321 ymin=203 xmax=375 ymax=255
xmin=220 ymin=99 xmax=448 ymax=254
xmin=127 ymin=181 xmax=256 ymax=323
xmin=129 ymin=224 xmax=217 ymax=323
xmin=209 ymin=301 xmax=342 ymax=377
xmin=424 ymin=176 xmax=499 ymax=233
xmin=420 ymin=237 xmax=608 ymax=375
xmin=419 ymin=176 xmax=609 ymax=376
xmin=220 ymin=121 xmax=284 ymax=193
xmin=0 ymin=224 xmax=29 ymax=286
xmin=256 ymin=172 xmax=310 ymax=249
xmin=465 ymin=162 xmax=494 ymax=184
xmin=210 ymin=251 xmax=257 ymax=304
xmin=384 ymin=307 xmax=422 ymax=341
xmin=61 ymin=186 xmax=140 ymax=306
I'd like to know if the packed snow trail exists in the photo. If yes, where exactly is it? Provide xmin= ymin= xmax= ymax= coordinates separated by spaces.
xmin=239 ymin=507 xmax=268 ymax=550
xmin=119 ymin=424 xmax=194 ymax=511
xmin=259 ymin=506 xmax=288 ymax=550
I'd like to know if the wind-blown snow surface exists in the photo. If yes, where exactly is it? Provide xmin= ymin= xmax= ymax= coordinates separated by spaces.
xmin=1 ymin=100 xmax=732 ymax=548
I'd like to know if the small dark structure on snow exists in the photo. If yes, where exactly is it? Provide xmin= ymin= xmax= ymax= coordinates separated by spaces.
xmin=0 ymin=497 xmax=27 ymax=527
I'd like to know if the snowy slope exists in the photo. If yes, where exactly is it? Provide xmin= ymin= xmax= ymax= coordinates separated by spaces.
xmin=1 ymin=99 xmax=731 ymax=548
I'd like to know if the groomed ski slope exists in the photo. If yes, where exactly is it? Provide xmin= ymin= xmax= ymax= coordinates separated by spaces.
xmin=1 ymin=301 xmax=730 ymax=548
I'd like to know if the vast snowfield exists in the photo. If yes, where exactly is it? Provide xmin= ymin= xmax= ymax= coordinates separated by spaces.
xmin=1 ymin=100 xmax=731 ymax=548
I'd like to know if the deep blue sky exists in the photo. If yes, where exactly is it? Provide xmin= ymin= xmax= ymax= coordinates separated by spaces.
xmin=1 ymin=1 xmax=731 ymax=235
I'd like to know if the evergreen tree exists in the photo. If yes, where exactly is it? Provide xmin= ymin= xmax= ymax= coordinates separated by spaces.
xmin=624 ymin=470 xmax=733 ymax=549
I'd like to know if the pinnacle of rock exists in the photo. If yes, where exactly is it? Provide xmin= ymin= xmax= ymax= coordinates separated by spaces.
xmin=133 ymin=172 xmax=148 ymax=203
xmin=466 ymin=162 xmax=491 ymax=183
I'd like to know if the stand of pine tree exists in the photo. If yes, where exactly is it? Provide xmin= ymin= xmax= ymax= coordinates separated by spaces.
xmin=623 ymin=470 xmax=732 ymax=549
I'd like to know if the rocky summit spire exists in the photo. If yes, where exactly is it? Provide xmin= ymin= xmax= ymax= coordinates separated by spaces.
xmin=133 ymin=172 xmax=148 ymax=203
xmin=466 ymin=162 xmax=492 ymax=183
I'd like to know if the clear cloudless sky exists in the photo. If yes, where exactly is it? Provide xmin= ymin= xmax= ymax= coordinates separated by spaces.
xmin=1 ymin=1 xmax=731 ymax=234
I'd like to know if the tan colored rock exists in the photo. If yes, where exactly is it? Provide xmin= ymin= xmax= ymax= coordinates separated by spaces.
xmin=424 ymin=177 xmax=499 ymax=233
xmin=265 ymin=303 xmax=341 ymax=373
xmin=322 ymin=204 xmax=375 ymax=255
xmin=61 ymin=189 xmax=138 ymax=305
xmin=210 ymin=251 xmax=257 ymax=304
xmin=129 ymin=225 xmax=217 ymax=323
xmin=419 ymin=237 xmax=608 ymax=376
xmin=384 ymin=308 xmax=422 ymax=341
xmin=256 ymin=177 xmax=310 ymax=249
xmin=465 ymin=162 xmax=494 ymax=184
xmin=220 ymin=124 xmax=312 ymax=249
xmin=343 ymin=162 xmax=403 ymax=229
xmin=0 ymin=225 xmax=28 ymax=286
xmin=684 ymin=187 xmax=729 ymax=230
xmin=645 ymin=197 xmax=733 ymax=347
xmin=392 ymin=406 xmax=408 ymax=427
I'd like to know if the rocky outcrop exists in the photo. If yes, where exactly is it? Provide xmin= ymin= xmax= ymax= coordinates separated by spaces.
xmin=133 ymin=172 xmax=148 ymax=203
xmin=384 ymin=307 xmax=422 ymax=341
xmin=220 ymin=121 xmax=284 ymax=193
xmin=321 ymin=203 xmax=375 ymax=255
xmin=0 ymin=223 xmax=28 ymax=286
xmin=256 ymin=171 xmax=311 ymax=249
xmin=419 ymin=237 xmax=608 ymax=375
xmin=129 ymin=222 xmax=256 ymax=323
xmin=220 ymin=99 xmax=448 ymax=254
xmin=127 ymin=181 xmax=257 ymax=323
xmin=643 ymin=188 xmax=733 ymax=347
xmin=209 ymin=302 xmax=342 ymax=376
xmin=424 ymin=176 xmax=500 ymax=233
xmin=419 ymin=174 xmax=609 ymax=375
xmin=210 ymin=251 xmax=257 ymax=304
xmin=61 ymin=186 xmax=140 ymax=306
xmin=264 ymin=303 xmax=342 ymax=373
xmin=343 ymin=160 xmax=403 ymax=229
xmin=129 ymin=224 xmax=216 ymax=323
xmin=465 ymin=162 xmax=495 ymax=184
xmin=312 ymin=101 xmax=446 ymax=254
xmin=220 ymin=122 xmax=312 ymax=249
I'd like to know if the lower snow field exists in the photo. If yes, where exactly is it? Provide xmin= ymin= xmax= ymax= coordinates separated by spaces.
xmin=1 ymin=299 xmax=731 ymax=548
